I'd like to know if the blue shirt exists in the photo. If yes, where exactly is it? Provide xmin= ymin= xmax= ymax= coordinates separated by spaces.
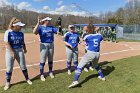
xmin=38 ymin=25 xmax=58 ymax=43
xmin=4 ymin=30 xmax=24 ymax=49
xmin=64 ymin=31 xmax=80 ymax=48
xmin=84 ymin=33 xmax=103 ymax=52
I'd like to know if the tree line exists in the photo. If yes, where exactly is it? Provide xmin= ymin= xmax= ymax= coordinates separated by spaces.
xmin=0 ymin=0 xmax=140 ymax=30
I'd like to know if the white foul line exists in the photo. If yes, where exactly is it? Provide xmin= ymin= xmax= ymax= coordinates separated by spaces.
xmin=0 ymin=40 xmax=36 ymax=51
xmin=0 ymin=48 xmax=136 ymax=72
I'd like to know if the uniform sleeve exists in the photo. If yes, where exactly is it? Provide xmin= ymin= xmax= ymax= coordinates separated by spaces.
xmin=53 ymin=27 xmax=58 ymax=33
xmin=4 ymin=30 xmax=10 ymax=42
xmin=64 ymin=33 xmax=69 ymax=42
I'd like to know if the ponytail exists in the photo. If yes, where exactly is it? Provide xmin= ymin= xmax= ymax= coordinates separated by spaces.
xmin=8 ymin=17 xmax=21 ymax=30
xmin=8 ymin=17 xmax=16 ymax=29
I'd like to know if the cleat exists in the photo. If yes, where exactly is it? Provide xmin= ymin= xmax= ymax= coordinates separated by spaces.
xmin=68 ymin=70 xmax=71 ymax=75
xmin=89 ymin=67 xmax=94 ymax=71
xmin=4 ymin=82 xmax=10 ymax=91
xmin=84 ymin=68 xmax=89 ymax=72
xmin=49 ymin=73 xmax=55 ymax=79
xmin=68 ymin=81 xmax=79 ymax=88
xmin=27 ymin=80 xmax=32 ymax=85
xmin=40 ymin=75 xmax=46 ymax=81
xmin=98 ymin=76 xmax=105 ymax=81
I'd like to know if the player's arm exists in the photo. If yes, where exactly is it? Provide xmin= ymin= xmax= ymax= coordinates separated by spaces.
xmin=21 ymin=32 xmax=27 ymax=53
xmin=53 ymin=27 xmax=60 ymax=35
xmin=4 ymin=31 xmax=15 ymax=57
xmin=80 ymin=35 xmax=88 ymax=47
xmin=64 ymin=41 xmax=72 ymax=48
xmin=23 ymin=42 xmax=27 ymax=54
xmin=63 ymin=34 xmax=72 ymax=48
xmin=79 ymin=39 xmax=86 ymax=47
xmin=5 ymin=42 xmax=15 ymax=55
xmin=33 ymin=16 xmax=41 ymax=35
xmin=78 ymin=36 xmax=82 ymax=44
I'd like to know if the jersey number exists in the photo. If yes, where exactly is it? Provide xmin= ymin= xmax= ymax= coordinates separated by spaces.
xmin=93 ymin=39 xmax=98 ymax=47
xmin=72 ymin=39 xmax=76 ymax=43
xmin=13 ymin=40 xmax=19 ymax=44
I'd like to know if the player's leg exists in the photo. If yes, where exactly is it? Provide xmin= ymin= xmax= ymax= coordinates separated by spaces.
xmin=40 ymin=43 xmax=48 ymax=81
xmin=73 ymin=47 xmax=78 ymax=70
xmin=114 ymin=34 xmax=117 ymax=43
xmin=110 ymin=33 xmax=112 ymax=42
xmin=66 ymin=47 xmax=73 ymax=75
xmin=89 ymin=62 xmax=94 ymax=71
xmin=83 ymin=49 xmax=89 ymax=72
xmin=93 ymin=53 xmax=105 ymax=81
xmin=69 ymin=52 xmax=92 ymax=88
xmin=48 ymin=43 xmax=55 ymax=78
xmin=4 ymin=49 xmax=14 ymax=90
xmin=16 ymin=49 xmax=32 ymax=84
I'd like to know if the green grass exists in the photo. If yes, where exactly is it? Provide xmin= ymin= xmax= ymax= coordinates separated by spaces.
xmin=0 ymin=56 xmax=140 ymax=93
xmin=0 ymin=30 xmax=5 ymax=33
xmin=118 ymin=38 xmax=140 ymax=42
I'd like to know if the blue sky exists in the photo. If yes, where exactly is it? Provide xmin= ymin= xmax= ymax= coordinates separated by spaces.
xmin=0 ymin=0 xmax=129 ymax=16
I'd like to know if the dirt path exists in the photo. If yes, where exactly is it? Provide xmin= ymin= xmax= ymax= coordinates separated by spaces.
xmin=0 ymin=34 xmax=140 ymax=86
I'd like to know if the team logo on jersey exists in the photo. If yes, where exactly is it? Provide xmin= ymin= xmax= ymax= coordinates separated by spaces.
xmin=43 ymin=30 xmax=52 ymax=33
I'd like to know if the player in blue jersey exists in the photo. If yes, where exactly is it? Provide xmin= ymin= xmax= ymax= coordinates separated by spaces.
xmin=4 ymin=17 xmax=32 ymax=90
xmin=82 ymin=26 xmax=94 ymax=72
xmin=33 ymin=16 xmax=59 ymax=81
xmin=63 ymin=25 xmax=80 ymax=75
xmin=69 ymin=26 xmax=105 ymax=88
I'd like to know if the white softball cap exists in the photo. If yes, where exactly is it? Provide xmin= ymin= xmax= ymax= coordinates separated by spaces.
xmin=12 ymin=22 xmax=25 ymax=26
xmin=68 ymin=25 xmax=74 ymax=28
xmin=41 ymin=17 xmax=52 ymax=22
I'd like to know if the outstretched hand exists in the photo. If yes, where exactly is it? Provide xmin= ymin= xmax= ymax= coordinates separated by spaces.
xmin=38 ymin=16 xmax=42 ymax=24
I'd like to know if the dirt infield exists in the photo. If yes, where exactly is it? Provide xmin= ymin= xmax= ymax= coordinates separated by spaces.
xmin=0 ymin=33 xmax=140 ymax=86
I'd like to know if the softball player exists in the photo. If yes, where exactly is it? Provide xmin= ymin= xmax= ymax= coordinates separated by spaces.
xmin=111 ymin=28 xmax=117 ymax=43
xmin=33 ymin=16 xmax=58 ymax=81
xmin=64 ymin=25 xmax=80 ymax=75
xmin=4 ymin=17 xmax=32 ymax=90
xmin=69 ymin=26 xmax=105 ymax=88
xmin=82 ymin=27 xmax=94 ymax=72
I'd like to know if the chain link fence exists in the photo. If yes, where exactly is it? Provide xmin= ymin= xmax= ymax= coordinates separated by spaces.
xmin=121 ymin=25 xmax=140 ymax=40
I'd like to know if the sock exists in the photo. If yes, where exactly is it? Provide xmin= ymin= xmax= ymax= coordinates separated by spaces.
xmin=84 ymin=65 xmax=88 ymax=69
xmin=67 ymin=61 xmax=71 ymax=70
xmin=74 ymin=68 xmax=82 ymax=81
xmin=95 ymin=66 xmax=104 ymax=78
xmin=48 ymin=62 xmax=53 ymax=73
xmin=22 ymin=69 xmax=29 ymax=80
xmin=74 ymin=61 xmax=78 ymax=70
xmin=6 ymin=72 xmax=12 ymax=83
xmin=40 ymin=63 xmax=45 ymax=75
xmin=89 ymin=62 xmax=92 ymax=67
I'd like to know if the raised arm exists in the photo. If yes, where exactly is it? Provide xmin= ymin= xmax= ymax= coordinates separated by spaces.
xmin=33 ymin=16 xmax=41 ymax=35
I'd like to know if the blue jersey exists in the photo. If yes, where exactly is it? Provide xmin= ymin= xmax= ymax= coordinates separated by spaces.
xmin=38 ymin=25 xmax=58 ymax=43
xmin=4 ymin=30 xmax=24 ymax=49
xmin=84 ymin=33 xmax=103 ymax=52
xmin=64 ymin=31 xmax=80 ymax=48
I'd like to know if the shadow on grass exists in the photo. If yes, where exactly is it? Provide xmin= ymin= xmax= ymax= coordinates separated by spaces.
xmin=9 ymin=67 xmax=72 ymax=89
xmin=10 ymin=61 xmax=114 ymax=88
xmin=75 ymin=61 xmax=115 ymax=88
xmin=31 ymin=66 xmax=76 ymax=82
